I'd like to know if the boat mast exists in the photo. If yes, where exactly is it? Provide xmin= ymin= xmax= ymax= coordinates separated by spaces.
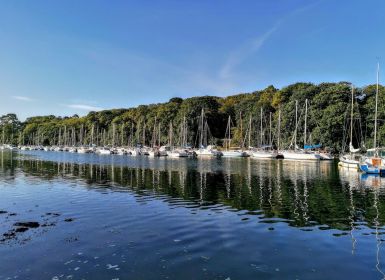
xmin=269 ymin=112 xmax=272 ymax=147
xmin=183 ymin=115 xmax=187 ymax=147
xmin=131 ymin=123 xmax=134 ymax=147
xmin=169 ymin=122 xmax=173 ymax=148
xmin=112 ymin=123 xmax=116 ymax=147
xmin=278 ymin=107 xmax=281 ymax=151
xmin=240 ymin=112 xmax=243 ymax=149
xmin=2 ymin=125 xmax=4 ymax=145
xmin=142 ymin=122 xmax=146 ymax=147
xmin=294 ymin=100 xmax=298 ymax=150
xmin=350 ymin=86 xmax=354 ymax=155
xmin=374 ymin=63 xmax=380 ymax=154
xmin=92 ymin=124 xmax=95 ymax=146
xmin=260 ymin=107 xmax=263 ymax=147
xmin=248 ymin=115 xmax=252 ymax=148
xmin=64 ymin=126 xmax=67 ymax=146
xmin=304 ymin=99 xmax=308 ymax=145
xmin=200 ymin=108 xmax=204 ymax=148
xmin=152 ymin=118 xmax=157 ymax=148
xmin=204 ymin=121 xmax=208 ymax=147
xmin=121 ymin=124 xmax=124 ymax=147
xmin=225 ymin=116 xmax=231 ymax=151
xmin=58 ymin=127 xmax=62 ymax=146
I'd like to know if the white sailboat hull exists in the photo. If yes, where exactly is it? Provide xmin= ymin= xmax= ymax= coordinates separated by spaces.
xmin=221 ymin=151 xmax=248 ymax=158
xmin=168 ymin=151 xmax=188 ymax=158
xmin=129 ymin=150 xmax=139 ymax=156
xmin=282 ymin=151 xmax=321 ymax=160
xmin=251 ymin=151 xmax=275 ymax=159
xmin=319 ymin=153 xmax=334 ymax=160
xmin=338 ymin=155 xmax=360 ymax=169
xmin=98 ymin=149 xmax=112 ymax=155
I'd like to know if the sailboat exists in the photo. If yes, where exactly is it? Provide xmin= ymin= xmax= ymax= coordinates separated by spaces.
xmin=251 ymin=108 xmax=276 ymax=159
xmin=360 ymin=63 xmax=385 ymax=174
xmin=339 ymin=86 xmax=362 ymax=169
xmin=195 ymin=109 xmax=222 ymax=157
xmin=221 ymin=116 xmax=248 ymax=158
xmin=168 ymin=121 xmax=188 ymax=158
xmin=281 ymin=100 xmax=321 ymax=160
xmin=148 ymin=120 xmax=168 ymax=157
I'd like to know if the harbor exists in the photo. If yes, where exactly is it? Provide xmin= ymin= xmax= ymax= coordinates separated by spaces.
xmin=2 ymin=0 xmax=385 ymax=279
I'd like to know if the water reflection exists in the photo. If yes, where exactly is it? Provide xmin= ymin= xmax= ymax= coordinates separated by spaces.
xmin=1 ymin=151 xmax=385 ymax=232
xmin=2 ymin=150 xmax=385 ymax=279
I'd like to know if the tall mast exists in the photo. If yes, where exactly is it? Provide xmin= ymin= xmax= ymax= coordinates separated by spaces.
xmin=184 ymin=115 xmax=187 ymax=147
xmin=226 ymin=116 xmax=231 ymax=151
xmin=304 ymin=99 xmax=308 ymax=145
xmin=63 ymin=126 xmax=67 ymax=146
xmin=91 ymin=124 xmax=95 ymax=146
xmin=260 ymin=107 xmax=263 ymax=147
xmin=80 ymin=124 xmax=84 ymax=146
xmin=228 ymin=116 xmax=231 ymax=150
xmin=142 ymin=122 xmax=146 ymax=146
xmin=169 ymin=122 xmax=173 ymax=148
xmin=121 ymin=124 xmax=124 ymax=146
xmin=58 ymin=127 xmax=61 ymax=146
xmin=374 ymin=62 xmax=380 ymax=153
xmin=204 ymin=121 xmax=208 ymax=147
xmin=350 ymin=86 xmax=354 ymax=153
xmin=269 ymin=112 xmax=272 ymax=146
xmin=239 ymin=112 xmax=243 ymax=148
xmin=295 ymin=100 xmax=298 ymax=149
xmin=112 ymin=123 xmax=116 ymax=147
xmin=248 ymin=115 xmax=252 ymax=148
xmin=152 ymin=118 xmax=157 ymax=148
xmin=200 ymin=108 xmax=204 ymax=148
xmin=278 ymin=108 xmax=281 ymax=151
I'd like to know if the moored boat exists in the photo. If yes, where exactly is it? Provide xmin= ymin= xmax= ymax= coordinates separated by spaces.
xmin=281 ymin=150 xmax=321 ymax=160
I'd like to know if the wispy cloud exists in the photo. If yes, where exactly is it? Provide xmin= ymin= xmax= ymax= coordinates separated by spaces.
xmin=12 ymin=95 xmax=33 ymax=102
xmin=219 ymin=22 xmax=281 ymax=79
xmin=219 ymin=2 xmax=320 ymax=80
xmin=67 ymin=104 xmax=103 ymax=111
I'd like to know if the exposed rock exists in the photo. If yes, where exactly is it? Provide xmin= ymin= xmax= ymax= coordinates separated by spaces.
xmin=15 ymin=227 xmax=29 ymax=233
xmin=14 ymin=222 xmax=40 ymax=228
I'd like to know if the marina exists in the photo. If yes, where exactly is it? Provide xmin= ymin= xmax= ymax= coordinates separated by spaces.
xmin=2 ymin=1 xmax=385 ymax=279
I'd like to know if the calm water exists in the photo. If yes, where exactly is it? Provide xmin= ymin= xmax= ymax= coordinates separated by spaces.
xmin=1 ymin=151 xmax=385 ymax=280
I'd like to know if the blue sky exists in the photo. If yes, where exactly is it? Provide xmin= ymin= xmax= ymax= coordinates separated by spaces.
xmin=0 ymin=0 xmax=384 ymax=120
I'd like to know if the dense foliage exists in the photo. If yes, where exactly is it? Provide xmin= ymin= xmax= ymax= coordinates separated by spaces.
xmin=2 ymin=82 xmax=385 ymax=153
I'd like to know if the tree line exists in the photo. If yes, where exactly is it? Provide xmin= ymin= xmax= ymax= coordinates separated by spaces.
xmin=1 ymin=82 xmax=385 ymax=153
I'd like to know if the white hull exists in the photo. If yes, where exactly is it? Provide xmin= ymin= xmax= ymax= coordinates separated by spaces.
xmin=251 ymin=151 xmax=275 ymax=159
xmin=282 ymin=151 xmax=320 ymax=160
xmin=338 ymin=160 xmax=359 ymax=169
xmin=98 ymin=149 xmax=112 ymax=155
xmin=338 ymin=154 xmax=360 ymax=169
xmin=129 ymin=150 xmax=139 ymax=156
xmin=319 ymin=153 xmax=334 ymax=160
xmin=196 ymin=149 xmax=214 ymax=156
xmin=168 ymin=151 xmax=188 ymax=158
xmin=78 ymin=148 xmax=92 ymax=154
xmin=148 ymin=150 xmax=168 ymax=157
xmin=221 ymin=150 xmax=247 ymax=158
